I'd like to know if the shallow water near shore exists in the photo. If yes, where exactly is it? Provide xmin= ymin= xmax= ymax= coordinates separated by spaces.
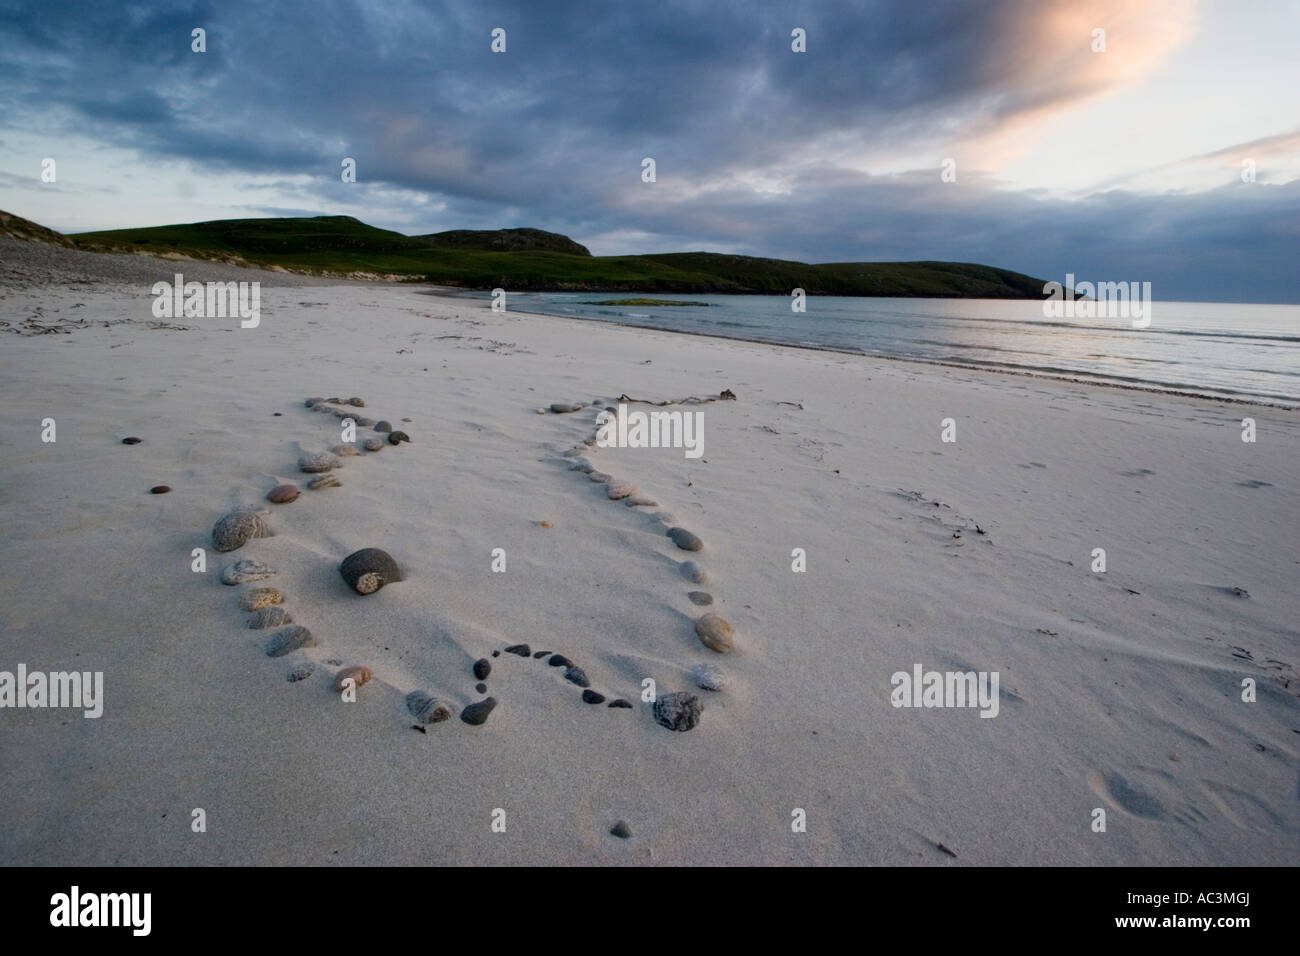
xmin=455 ymin=292 xmax=1300 ymax=407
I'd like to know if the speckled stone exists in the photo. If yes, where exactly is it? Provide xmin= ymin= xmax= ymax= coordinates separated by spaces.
xmin=221 ymin=558 xmax=276 ymax=585
xmin=239 ymin=587 xmax=283 ymax=611
xmin=374 ymin=421 xmax=392 ymax=433
xmin=504 ymin=644 xmax=531 ymax=657
xmin=691 ymin=662 xmax=728 ymax=691
xmin=582 ymin=689 xmax=606 ymax=704
xmin=362 ymin=437 xmax=384 ymax=452
xmin=298 ymin=452 xmax=340 ymax=473
xmin=211 ymin=510 xmax=272 ymax=553
xmin=564 ymin=666 xmax=590 ymax=688
xmin=330 ymin=444 xmax=361 ymax=457
xmin=265 ymin=625 xmax=314 ymax=657
xmin=247 ymin=606 xmax=293 ymax=629
xmin=388 ymin=431 xmax=410 ymax=445
xmin=308 ymin=473 xmax=340 ymax=490
xmin=653 ymin=692 xmax=702 ymax=732
xmin=695 ymin=614 xmax=734 ymax=653
xmin=473 ymin=658 xmax=491 ymax=680
xmin=687 ymin=591 xmax=713 ymax=606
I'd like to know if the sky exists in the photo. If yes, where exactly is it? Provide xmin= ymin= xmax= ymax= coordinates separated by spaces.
xmin=1 ymin=0 xmax=1298 ymax=302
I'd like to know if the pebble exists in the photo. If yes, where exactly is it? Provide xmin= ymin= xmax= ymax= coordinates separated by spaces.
xmin=330 ymin=444 xmax=360 ymax=457
xmin=687 ymin=591 xmax=714 ymax=606
xmin=355 ymin=417 xmax=375 ymax=427
xmin=362 ymin=437 xmax=384 ymax=452
xmin=608 ymin=699 xmax=633 ymax=709
xmin=347 ymin=397 xmax=365 ymax=407
xmin=239 ymin=587 xmax=284 ymax=611
xmin=406 ymin=690 xmax=451 ymax=724
xmin=266 ymin=484 xmax=299 ymax=503
xmin=211 ymin=510 xmax=272 ymax=552
xmin=298 ymin=452 xmax=340 ymax=473
xmin=691 ymin=663 xmax=728 ymax=691
xmin=312 ymin=403 xmax=333 ymax=413
xmin=327 ymin=397 xmax=342 ymax=404
xmin=532 ymin=650 xmax=551 ymax=658
xmin=473 ymin=658 xmax=491 ymax=680
xmin=374 ymin=421 xmax=392 ymax=433
xmin=653 ymin=692 xmax=702 ymax=732
xmin=461 ymin=697 xmax=498 ymax=726
xmin=334 ymin=666 xmax=373 ymax=692
xmin=550 ymin=402 xmax=584 ymax=413
xmin=547 ymin=654 xmax=571 ymax=668
xmin=339 ymin=548 xmax=402 ymax=595
xmin=569 ymin=458 xmax=595 ymax=473
xmin=388 ymin=431 xmax=410 ymax=445
xmin=680 ymin=561 xmax=708 ymax=584
xmin=588 ymin=472 xmax=612 ymax=483
xmin=121 ymin=437 xmax=142 ymax=445
xmin=564 ymin=666 xmax=590 ymax=688
xmin=247 ymin=606 xmax=293 ymax=629
xmin=667 ymin=527 xmax=703 ymax=551
xmin=606 ymin=479 xmax=637 ymax=500
xmin=582 ymin=689 xmax=606 ymax=704
xmin=476 ymin=682 xmax=488 ymax=694
xmin=150 ymin=485 xmax=170 ymax=494
xmin=265 ymin=625 xmax=315 ymax=657
xmin=610 ymin=821 xmax=632 ymax=839
xmin=504 ymin=644 xmax=531 ymax=657
xmin=305 ymin=397 xmax=325 ymax=407
xmin=624 ymin=495 xmax=658 ymax=507
xmin=286 ymin=663 xmax=316 ymax=682
xmin=535 ymin=521 xmax=552 ymax=529
xmin=695 ymin=614 xmax=734 ymax=653
xmin=332 ymin=408 xmax=352 ymax=419
xmin=308 ymin=473 xmax=340 ymax=490
xmin=221 ymin=558 xmax=276 ymax=585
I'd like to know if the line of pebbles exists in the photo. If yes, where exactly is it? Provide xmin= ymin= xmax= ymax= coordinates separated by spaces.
xmin=210 ymin=396 xmax=630 ymax=736
xmin=547 ymin=395 xmax=739 ymax=734
xmin=207 ymin=396 xmax=446 ymax=724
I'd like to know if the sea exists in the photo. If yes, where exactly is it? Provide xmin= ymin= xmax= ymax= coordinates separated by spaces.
xmin=447 ymin=292 xmax=1300 ymax=407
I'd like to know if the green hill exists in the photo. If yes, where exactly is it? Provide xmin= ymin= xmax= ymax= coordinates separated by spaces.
xmin=417 ymin=228 xmax=591 ymax=256
xmin=54 ymin=213 xmax=1049 ymax=297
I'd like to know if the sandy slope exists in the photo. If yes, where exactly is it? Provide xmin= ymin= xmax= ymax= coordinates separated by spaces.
xmin=0 ymin=255 xmax=1296 ymax=865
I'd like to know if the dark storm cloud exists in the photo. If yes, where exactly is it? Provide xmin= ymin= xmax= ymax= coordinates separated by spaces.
xmin=1 ymin=0 xmax=1295 ymax=300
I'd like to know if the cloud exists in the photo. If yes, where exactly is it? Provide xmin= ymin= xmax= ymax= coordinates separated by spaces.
xmin=0 ymin=0 xmax=1295 ymax=300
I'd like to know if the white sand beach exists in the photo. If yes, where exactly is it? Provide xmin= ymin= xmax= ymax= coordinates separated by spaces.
xmin=1 ymin=243 xmax=1296 ymax=865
